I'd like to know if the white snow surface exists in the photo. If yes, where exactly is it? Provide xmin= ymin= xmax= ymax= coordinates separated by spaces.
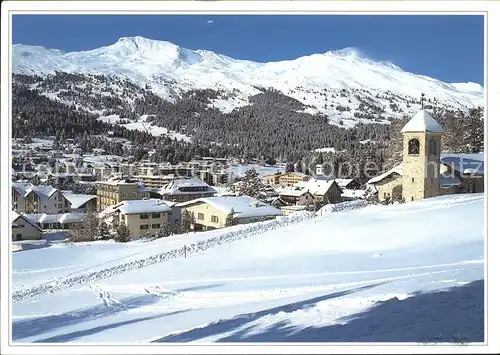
xmin=12 ymin=194 xmax=484 ymax=343
xmin=13 ymin=37 xmax=484 ymax=123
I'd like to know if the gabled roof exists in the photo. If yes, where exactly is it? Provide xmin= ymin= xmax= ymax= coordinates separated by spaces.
xmin=335 ymin=178 xmax=354 ymax=189
xmin=101 ymin=199 xmax=172 ymax=216
xmin=177 ymin=196 xmax=282 ymax=219
xmin=276 ymin=187 xmax=312 ymax=198
xmin=295 ymin=177 xmax=338 ymax=196
xmin=366 ymin=164 xmax=403 ymax=185
xmin=62 ymin=193 xmax=97 ymax=209
xmin=401 ymin=110 xmax=444 ymax=133
xmin=11 ymin=211 xmax=43 ymax=231
xmin=12 ymin=183 xmax=59 ymax=200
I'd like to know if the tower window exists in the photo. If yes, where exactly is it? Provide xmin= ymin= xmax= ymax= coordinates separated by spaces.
xmin=408 ymin=138 xmax=420 ymax=155
xmin=429 ymin=138 xmax=437 ymax=156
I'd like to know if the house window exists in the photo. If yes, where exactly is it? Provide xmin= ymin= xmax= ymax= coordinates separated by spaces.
xmin=16 ymin=234 xmax=22 ymax=241
xmin=140 ymin=214 xmax=149 ymax=219
xmin=140 ymin=224 xmax=149 ymax=230
xmin=151 ymin=213 xmax=161 ymax=219
xmin=408 ymin=138 xmax=420 ymax=155
xmin=211 ymin=215 xmax=219 ymax=223
xmin=412 ymin=178 xmax=415 ymax=183
xmin=132 ymin=192 xmax=137 ymax=198
xmin=152 ymin=224 xmax=160 ymax=229
xmin=122 ymin=193 xmax=127 ymax=199
xmin=197 ymin=213 xmax=205 ymax=220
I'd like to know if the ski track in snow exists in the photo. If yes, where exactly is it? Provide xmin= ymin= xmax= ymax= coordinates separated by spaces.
xmin=12 ymin=210 xmax=321 ymax=303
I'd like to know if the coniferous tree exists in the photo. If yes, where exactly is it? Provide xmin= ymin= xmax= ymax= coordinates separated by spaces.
xmin=225 ymin=208 xmax=237 ymax=227
xmin=180 ymin=210 xmax=195 ymax=233
xmin=115 ymin=223 xmax=131 ymax=243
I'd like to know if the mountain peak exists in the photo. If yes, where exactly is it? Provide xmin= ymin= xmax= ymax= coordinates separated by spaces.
xmin=325 ymin=47 xmax=368 ymax=60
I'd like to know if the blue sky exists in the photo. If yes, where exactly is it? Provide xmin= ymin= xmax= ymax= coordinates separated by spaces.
xmin=13 ymin=15 xmax=484 ymax=85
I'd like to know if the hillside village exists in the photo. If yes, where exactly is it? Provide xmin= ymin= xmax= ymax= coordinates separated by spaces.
xmin=11 ymin=108 xmax=484 ymax=248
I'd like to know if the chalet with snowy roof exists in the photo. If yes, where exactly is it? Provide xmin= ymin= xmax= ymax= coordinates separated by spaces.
xmin=12 ymin=183 xmax=71 ymax=214
xmin=277 ymin=187 xmax=315 ymax=206
xmin=335 ymin=178 xmax=365 ymax=201
xmin=99 ymin=199 xmax=179 ymax=239
xmin=12 ymin=211 xmax=43 ymax=241
xmin=158 ymin=177 xmax=217 ymax=203
xmin=366 ymin=109 xmax=484 ymax=202
xmin=177 ymin=196 xmax=282 ymax=231
xmin=295 ymin=177 xmax=342 ymax=205
xmin=62 ymin=192 xmax=98 ymax=212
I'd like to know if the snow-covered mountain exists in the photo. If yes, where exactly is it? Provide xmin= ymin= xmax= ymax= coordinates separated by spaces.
xmin=13 ymin=36 xmax=484 ymax=127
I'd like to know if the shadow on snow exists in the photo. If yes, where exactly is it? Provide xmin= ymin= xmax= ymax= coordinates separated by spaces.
xmin=154 ymin=281 xmax=387 ymax=343
xmin=154 ymin=280 xmax=484 ymax=343
xmin=13 ymin=294 xmax=162 ymax=341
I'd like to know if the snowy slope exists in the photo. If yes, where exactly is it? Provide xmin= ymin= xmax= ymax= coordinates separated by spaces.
xmin=12 ymin=194 xmax=484 ymax=343
xmin=13 ymin=36 xmax=483 ymax=125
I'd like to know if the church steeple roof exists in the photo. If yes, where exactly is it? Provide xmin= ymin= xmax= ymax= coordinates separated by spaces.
xmin=400 ymin=110 xmax=444 ymax=133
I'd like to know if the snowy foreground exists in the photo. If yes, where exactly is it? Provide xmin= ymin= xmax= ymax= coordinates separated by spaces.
xmin=12 ymin=194 xmax=484 ymax=343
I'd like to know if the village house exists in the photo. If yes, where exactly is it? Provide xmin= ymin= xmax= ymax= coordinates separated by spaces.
xmin=62 ymin=192 xmax=98 ymax=212
xmin=366 ymin=109 xmax=485 ymax=203
xmin=177 ymin=196 xmax=282 ymax=231
xmin=277 ymin=172 xmax=310 ymax=187
xmin=295 ymin=177 xmax=343 ymax=206
xmin=96 ymin=178 xmax=150 ymax=211
xmin=99 ymin=199 xmax=179 ymax=239
xmin=23 ymin=212 xmax=86 ymax=230
xmin=158 ymin=177 xmax=217 ymax=203
xmin=335 ymin=178 xmax=366 ymax=201
xmin=12 ymin=183 xmax=72 ymax=214
xmin=12 ymin=211 xmax=43 ymax=241
xmin=277 ymin=187 xmax=315 ymax=206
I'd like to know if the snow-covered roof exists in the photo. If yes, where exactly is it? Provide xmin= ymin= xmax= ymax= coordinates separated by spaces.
xmin=158 ymin=177 xmax=216 ymax=196
xmin=401 ymin=110 xmax=444 ymax=133
xmin=441 ymin=153 xmax=484 ymax=175
xmin=177 ymin=196 xmax=282 ymax=219
xmin=295 ymin=177 xmax=338 ymax=196
xmin=103 ymin=199 xmax=172 ymax=215
xmin=366 ymin=164 xmax=403 ymax=185
xmin=341 ymin=189 xmax=366 ymax=199
xmin=335 ymin=178 xmax=354 ymax=189
xmin=276 ymin=187 xmax=311 ymax=197
xmin=62 ymin=193 xmax=97 ymax=209
xmin=22 ymin=212 xmax=85 ymax=225
xmin=12 ymin=211 xmax=43 ymax=231
xmin=12 ymin=183 xmax=59 ymax=200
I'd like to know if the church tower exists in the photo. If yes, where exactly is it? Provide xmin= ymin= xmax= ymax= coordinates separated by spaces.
xmin=401 ymin=96 xmax=444 ymax=202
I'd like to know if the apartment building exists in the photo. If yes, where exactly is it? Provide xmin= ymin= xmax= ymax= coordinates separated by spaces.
xmin=177 ymin=196 xmax=282 ymax=231
xmin=158 ymin=177 xmax=217 ymax=203
xmin=277 ymin=172 xmax=310 ymax=187
xmin=12 ymin=183 xmax=71 ymax=214
xmin=96 ymin=178 xmax=150 ymax=211
xmin=99 ymin=199 xmax=179 ymax=239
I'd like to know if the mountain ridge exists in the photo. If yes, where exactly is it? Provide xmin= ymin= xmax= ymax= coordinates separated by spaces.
xmin=13 ymin=36 xmax=484 ymax=127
